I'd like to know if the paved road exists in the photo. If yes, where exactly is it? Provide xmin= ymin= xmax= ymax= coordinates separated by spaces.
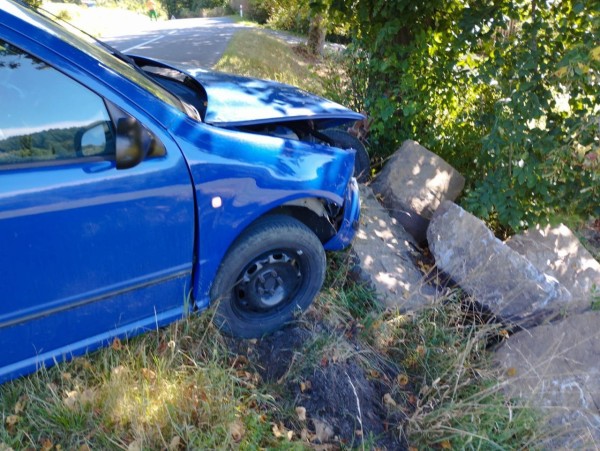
xmin=103 ymin=17 xmax=250 ymax=68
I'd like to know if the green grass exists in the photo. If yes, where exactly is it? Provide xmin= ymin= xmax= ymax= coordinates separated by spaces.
xmin=213 ymin=29 xmax=326 ymax=95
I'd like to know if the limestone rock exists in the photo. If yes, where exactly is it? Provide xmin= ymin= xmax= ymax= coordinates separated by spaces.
xmin=352 ymin=185 xmax=436 ymax=311
xmin=495 ymin=311 xmax=600 ymax=447
xmin=427 ymin=201 xmax=571 ymax=328
xmin=371 ymin=140 xmax=465 ymax=243
xmin=506 ymin=223 xmax=600 ymax=312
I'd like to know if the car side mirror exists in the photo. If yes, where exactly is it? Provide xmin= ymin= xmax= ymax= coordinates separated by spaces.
xmin=116 ymin=117 xmax=146 ymax=169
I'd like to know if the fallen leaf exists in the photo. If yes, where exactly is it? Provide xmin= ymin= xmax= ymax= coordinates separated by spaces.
xmin=300 ymin=380 xmax=312 ymax=392
xmin=80 ymin=389 xmax=96 ymax=405
xmin=40 ymin=438 xmax=53 ymax=451
xmin=141 ymin=368 xmax=156 ymax=382
xmin=312 ymin=419 xmax=334 ymax=443
xmin=368 ymin=369 xmax=380 ymax=378
xmin=296 ymin=406 xmax=306 ymax=421
xmin=272 ymin=422 xmax=292 ymax=440
xmin=5 ymin=415 xmax=20 ymax=427
xmin=229 ymin=419 xmax=245 ymax=442
xmin=78 ymin=359 xmax=93 ymax=371
xmin=111 ymin=337 xmax=122 ymax=351
xmin=232 ymin=355 xmax=249 ymax=368
xmin=111 ymin=365 xmax=127 ymax=376
xmin=383 ymin=393 xmax=397 ymax=407
xmin=14 ymin=395 xmax=28 ymax=414
xmin=63 ymin=390 xmax=80 ymax=410
xmin=300 ymin=428 xmax=312 ymax=441
xmin=167 ymin=436 xmax=181 ymax=451
xmin=397 ymin=374 xmax=409 ymax=387
xmin=156 ymin=340 xmax=168 ymax=354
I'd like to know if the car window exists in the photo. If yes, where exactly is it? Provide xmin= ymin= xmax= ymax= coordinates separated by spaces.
xmin=0 ymin=39 xmax=114 ymax=166
xmin=4 ymin=1 xmax=183 ymax=113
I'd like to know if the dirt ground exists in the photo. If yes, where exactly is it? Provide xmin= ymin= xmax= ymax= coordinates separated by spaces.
xmin=227 ymin=321 xmax=410 ymax=450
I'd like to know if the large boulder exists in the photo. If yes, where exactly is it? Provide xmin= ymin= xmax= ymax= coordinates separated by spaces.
xmin=427 ymin=201 xmax=572 ymax=328
xmin=371 ymin=140 xmax=465 ymax=243
xmin=506 ymin=223 xmax=600 ymax=313
xmin=352 ymin=185 xmax=436 ymax=312
xmin=495 ymin=311 xmax=600 ymax=447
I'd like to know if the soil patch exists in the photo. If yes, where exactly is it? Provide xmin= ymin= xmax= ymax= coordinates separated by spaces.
xmin=227 ymin=323 xmax=409 ymax=450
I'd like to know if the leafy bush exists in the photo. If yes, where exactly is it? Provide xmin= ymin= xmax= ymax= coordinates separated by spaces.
xmin=337 ymin=0 xmax=599 ymax=234
xmin=247 ymin=0 xmax=272 ymax=24
xmin=267 ymin=0 xmax=310 ymax=33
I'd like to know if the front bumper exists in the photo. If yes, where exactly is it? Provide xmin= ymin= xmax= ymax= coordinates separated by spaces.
xmin=323 ymin=178 xmax=360 ymax=251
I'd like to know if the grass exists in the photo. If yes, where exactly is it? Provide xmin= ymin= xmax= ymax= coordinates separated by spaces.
xmin=0 ymin=21 xmax=552 ymax=451
xmin=0 ymin=258 xmax=546 ymax=449
xmin=213 ymin=29 xmax=326 ymax=95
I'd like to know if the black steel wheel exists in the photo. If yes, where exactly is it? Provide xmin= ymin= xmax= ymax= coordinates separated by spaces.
xmin=210 ymin=215 xmax=326 ymax=338
xmin=321 ymin=128 xmax=371 ymax=182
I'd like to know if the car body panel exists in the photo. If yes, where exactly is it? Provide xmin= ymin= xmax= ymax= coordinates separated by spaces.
xmin=168 ymin=117 xmax=355 ymax=307
xmin=0 ymin=0 xmax=360 ymax=384
xmin=183 ymin=68 xmax=364 ymax=127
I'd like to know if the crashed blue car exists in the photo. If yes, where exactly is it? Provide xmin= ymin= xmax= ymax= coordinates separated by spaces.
xmin=0 ymin=0 xmax=363 ymax=383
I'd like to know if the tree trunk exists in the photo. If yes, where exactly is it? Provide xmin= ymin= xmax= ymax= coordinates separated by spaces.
xmin=307 ymin=14 xmax=326 ymax=56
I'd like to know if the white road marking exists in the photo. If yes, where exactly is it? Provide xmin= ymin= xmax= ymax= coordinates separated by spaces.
xmin=122 ymin=35 xmax=164 ymax=53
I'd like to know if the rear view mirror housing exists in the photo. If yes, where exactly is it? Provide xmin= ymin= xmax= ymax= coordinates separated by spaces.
xmin=116 ymin=117 xmax=145 ymax=169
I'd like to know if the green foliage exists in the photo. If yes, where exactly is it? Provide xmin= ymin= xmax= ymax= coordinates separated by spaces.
xmin=336 ymin=0 xmax=599 ymax=234
xmin=22 ymin=0 xmax=42 ymax=7
xmin=54 ymin=9 xmax=73 ymax=21
xmin=157 ymin=0 xmax=229 ymax=18
xmin=267 ymin=0 xmax=311 ymax=33
xmin=246 ymin=0 xmax=272 ymax=23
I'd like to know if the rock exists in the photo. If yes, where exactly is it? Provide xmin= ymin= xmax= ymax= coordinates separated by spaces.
xmin=495 ymin=311 xmax=600 ymax=447
xmin=371 ymin=140 xmax=465 ymax=243
xmin=427 ymin=201 xmax=572 ymax=328
xmin=352 ymin=185 xmax=436 ymax=312
xmin=506 ymin=223 xmax=600 ymax=313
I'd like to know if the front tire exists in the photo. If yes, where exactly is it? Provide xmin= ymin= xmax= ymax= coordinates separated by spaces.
xmin=321 ymin=129 xmax=371 ymax=182
xmin=210 ymin=215 xmax=326 ymax=338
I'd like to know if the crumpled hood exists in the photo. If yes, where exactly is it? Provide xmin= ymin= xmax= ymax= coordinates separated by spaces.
xmin=184 ymin=67 xmax=364 ymax=127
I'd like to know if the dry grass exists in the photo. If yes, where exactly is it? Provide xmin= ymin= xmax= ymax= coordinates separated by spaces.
xmin=213 ymin=30 xmax=325 ymax=95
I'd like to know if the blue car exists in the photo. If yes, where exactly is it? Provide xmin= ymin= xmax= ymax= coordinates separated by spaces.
xmin=0 ymin=0 xmax=363 ymax=383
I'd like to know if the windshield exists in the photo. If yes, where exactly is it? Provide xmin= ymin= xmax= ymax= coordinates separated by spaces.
xmin=7 ymin=0 xmax=184 ymax=111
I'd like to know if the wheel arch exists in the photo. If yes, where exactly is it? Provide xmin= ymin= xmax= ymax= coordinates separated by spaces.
xmin=267 ymin=197 xmax=339 ymax=244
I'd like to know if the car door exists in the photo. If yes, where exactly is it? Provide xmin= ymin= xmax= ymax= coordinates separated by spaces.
xmin=0 ymin=39 xmax=195 ymax=381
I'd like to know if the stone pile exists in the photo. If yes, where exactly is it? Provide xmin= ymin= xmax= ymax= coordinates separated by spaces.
xmin=354 ymin=139 xmax=600 ymax=447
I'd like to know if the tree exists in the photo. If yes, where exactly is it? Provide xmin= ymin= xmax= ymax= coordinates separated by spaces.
xmin=338 ymin=0 xmax=599 ymax=233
